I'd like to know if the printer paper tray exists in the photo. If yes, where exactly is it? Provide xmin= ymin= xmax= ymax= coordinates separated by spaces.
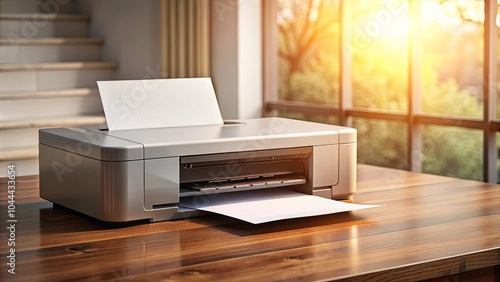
xmin=180 ymin=175 xmax=307 ymax=197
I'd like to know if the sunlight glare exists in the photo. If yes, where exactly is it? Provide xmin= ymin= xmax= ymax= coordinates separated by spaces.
xmin=420 ymin=0 xmax=484 ymax=27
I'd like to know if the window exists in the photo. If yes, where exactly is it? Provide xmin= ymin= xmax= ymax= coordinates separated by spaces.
xmin=421 ymin=1 xmax=484 ymax=119
xmin=276 ymin=0 xmax=340 ymax=106
xmin=264 ymin=0 xmax=500 ymax=183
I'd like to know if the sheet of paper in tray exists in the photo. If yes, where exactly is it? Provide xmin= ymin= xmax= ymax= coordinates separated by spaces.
xmin=180 ymin=188 xmax=381 ymax=224
xmin=97 ymin=77 xmax=223 ymax=131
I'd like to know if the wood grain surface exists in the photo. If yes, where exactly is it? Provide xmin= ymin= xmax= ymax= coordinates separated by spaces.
xmin=0 ymin=165 xmax=499 ymax=281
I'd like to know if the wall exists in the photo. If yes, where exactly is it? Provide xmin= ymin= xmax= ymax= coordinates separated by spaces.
xmin=211 ymin=0 xmax=263 ymax=119
xmin=77 ymin=0 xmax=163 ymax=80
xmin=76 ymin=0 xmax=263 ymax=120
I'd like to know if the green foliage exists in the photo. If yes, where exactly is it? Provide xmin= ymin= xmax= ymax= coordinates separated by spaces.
xmin=287 ymin=51 xmax=339 ymax=104
xmin=423 ymin=79 xmax=482 ymax=117
xmin=352 ymin=43 xmax=408 ymax=111
xmin=422 ymin=126 xmax=483 ymax=181
xmin=354 ymin=119 xmax=408 ymax=170
xmin=276 ymin=0 xmax=491 ymax=181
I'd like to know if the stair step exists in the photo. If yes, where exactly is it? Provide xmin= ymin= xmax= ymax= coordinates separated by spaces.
xmin=1 ymin=95 xmax=103 ymax=120
xmin=0 ymin=113 xmax=105 ymax=175
xmin=0 ymin=61 xmax=118 ymax=71
xmin=0 ymin=37 xmax=104 ymax=63
xmin=0 ymin=115 xmax=105 ymax=175
xmin=0 ymin=145 xmax=40 ymax=177
xmin=0 ymin=114 xmax=105 ymax=130
xmin=0 ymin=158 xmax=39 ymax=177
xmin=0 ymin=37 xmax=104 ymax=45
xmin=1 ymin=13 xmax=89 ymax=38
xmin=0 ymin=86 xmax=102 ymax=119
xmin=0 ymin=115 xmax=105 ymax=153
xmin=0 ymin=13 xmax=90 ymax=22
xmin=0 ymin=88 xmax=99 ymax=100
xmin=0 ymin=61 xmax=118 ymax=92
xmin=1 ymin=0 xmax=40 ymax=14
xmin=1 ymin=0 xmax=76 ymax=14
xmin=0 ymin=146 xmax=38 ymax=161
xmin=0 ymin=127 xmax=39 ymax=148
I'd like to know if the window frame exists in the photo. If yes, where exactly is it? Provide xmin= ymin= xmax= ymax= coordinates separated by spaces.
xmin=263 ymin=0 xmax=500 ymax=183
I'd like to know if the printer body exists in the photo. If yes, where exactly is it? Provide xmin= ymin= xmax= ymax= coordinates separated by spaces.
xmin=39 ymin=117 xmax=356 ymax=222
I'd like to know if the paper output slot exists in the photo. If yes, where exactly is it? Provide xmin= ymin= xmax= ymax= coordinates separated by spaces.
xmin=180 ymin=175 xmax=307 ymax=197
xmin=181 ymin=159 xmax=303 ymax=183
xmin=180 ymin=147 xmax=312 ymax=183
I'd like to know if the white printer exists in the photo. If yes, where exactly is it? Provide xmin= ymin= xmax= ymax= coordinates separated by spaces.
xmin=38 ymin=78 xmax=357 ymax=223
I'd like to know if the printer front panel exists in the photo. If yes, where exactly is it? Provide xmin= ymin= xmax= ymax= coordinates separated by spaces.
xmin=335 ymin=142 xmax=357 ymax=198
xmin=101 ymin=159 xmax=185 ymax=222
xmin=312 ymin=144 xmax=339 ymax=188
xmin=311 ymin=143 xmax=356 ymax=200
xmin=144 ymin=157 xmax=180 ymax=210
xmin=100 ymin=160 xmax=148 ymax=221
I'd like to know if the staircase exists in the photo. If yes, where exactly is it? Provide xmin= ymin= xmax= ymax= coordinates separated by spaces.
xmin=0 ymin=0 xmax=117 ymax=177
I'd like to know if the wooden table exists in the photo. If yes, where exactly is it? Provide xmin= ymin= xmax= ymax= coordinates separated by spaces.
xmin=1 ymin=164 xmax=499 ymax=281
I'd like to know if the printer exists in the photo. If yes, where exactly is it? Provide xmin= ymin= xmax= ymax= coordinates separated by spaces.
xmin=38 ymin=79 xmax=357 ymax=223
